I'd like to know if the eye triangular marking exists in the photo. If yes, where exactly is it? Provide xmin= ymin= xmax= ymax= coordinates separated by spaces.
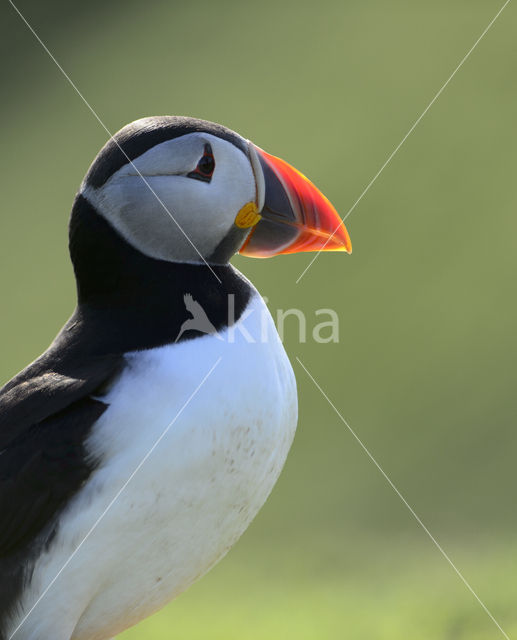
xmin=187 ymin=143 xmax=215 ymax=183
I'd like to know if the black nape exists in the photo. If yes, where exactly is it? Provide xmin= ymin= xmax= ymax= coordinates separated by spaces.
xmin=68 ymin=195 xmax=253 ymax=353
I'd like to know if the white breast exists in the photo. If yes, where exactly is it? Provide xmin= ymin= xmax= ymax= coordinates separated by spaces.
xmin=10 ymin=292 xmax=297 ymax=640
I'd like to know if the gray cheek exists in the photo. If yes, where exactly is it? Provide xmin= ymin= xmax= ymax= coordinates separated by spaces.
xmin=108 ymin=198 xmax=207 ymax=263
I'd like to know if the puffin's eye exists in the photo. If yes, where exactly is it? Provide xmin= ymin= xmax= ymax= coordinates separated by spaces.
xmin=187 ymin=144 xmax=215 ymax=183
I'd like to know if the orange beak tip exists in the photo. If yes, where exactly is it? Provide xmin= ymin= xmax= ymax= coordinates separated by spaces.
xmin=331 ymin=224 xmax=352 ymax=254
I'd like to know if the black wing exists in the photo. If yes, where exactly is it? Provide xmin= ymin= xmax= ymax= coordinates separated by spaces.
xmin=0 ymin=318 xmax=124 ymax=627
xmin=0 ymin=358 xmax=122 ymax=555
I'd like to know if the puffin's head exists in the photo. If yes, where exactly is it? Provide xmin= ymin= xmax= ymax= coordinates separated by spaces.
xmin=78 ymin=116 xmax=351 ymax=266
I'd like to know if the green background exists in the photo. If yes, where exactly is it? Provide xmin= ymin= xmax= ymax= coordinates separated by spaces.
xmin=2 ymin=1 xmax=517 ymax=638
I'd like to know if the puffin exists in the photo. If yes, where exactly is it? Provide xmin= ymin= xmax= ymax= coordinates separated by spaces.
xmin=0 ymin=116 xmax=351 ymax=640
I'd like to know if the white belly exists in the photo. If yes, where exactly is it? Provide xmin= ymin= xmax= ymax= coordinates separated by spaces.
xmin=11 ymin=293 xmax=297 ymax=640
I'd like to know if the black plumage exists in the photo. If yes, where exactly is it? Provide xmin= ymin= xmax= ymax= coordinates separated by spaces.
xmin=85 ymin=116 xmax=248 ymax=189
xmin=0 ymin=193 xmax=252 ymax=635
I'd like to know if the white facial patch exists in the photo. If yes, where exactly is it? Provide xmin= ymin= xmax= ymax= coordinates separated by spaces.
xmin=82 ymin=133 xmax=257 ymax=263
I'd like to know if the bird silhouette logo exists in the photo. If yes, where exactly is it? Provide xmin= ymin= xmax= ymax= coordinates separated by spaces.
xmin=175 ymin=293 xmax=223 ymax=342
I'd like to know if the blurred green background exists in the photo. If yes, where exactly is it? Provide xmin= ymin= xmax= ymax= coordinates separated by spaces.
xmin=2 ymin=0 xmax=517 ymax=638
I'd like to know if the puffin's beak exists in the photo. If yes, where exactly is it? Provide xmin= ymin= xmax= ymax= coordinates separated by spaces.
xmin=239 ymin=144 xmax=352 ymax=258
